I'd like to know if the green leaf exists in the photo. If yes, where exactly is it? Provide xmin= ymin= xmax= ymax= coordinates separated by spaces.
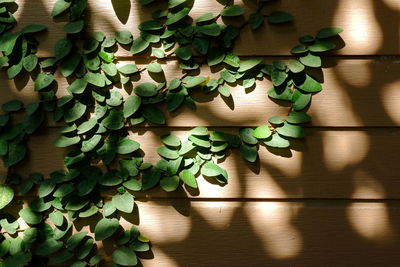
xmin=0 ymin=32 xmax=20 ymax=56
xmin=102 ymin=110 xmax=124 ymax=130
xmin=180 ymin=169 xmax=197 ymax=188
xmin=291 ymin=45 xmax=308 ymax=54
xmin=288 ymin=59 xmax=305 ymax=73
xmin=221 ymin=70 xmax=236 ymax=83
xmin=115 ymin=30 xmax=133 ymax=45
xmin=123 ymin=96 xmax=141 ymax=119
xmin=253 ymin=125 xmax=272 ymax=139
xmin=198 ymin=23 xmax=221 ymax=36
xmin=123 ymin=179 xmax=141 ymax=191
xmin=299 ymin=35 xmax=314 ymax=43
xmin=53 ymin=183 xmax=74 ymax=197
xmin=286 ymin=111 xmax=311 ymax=124
xmin=190 ymin=126 xmax=208 ymax=136
xmin=168 ymin=0 xmax=186 ymax=8
xmin=99 ymin=49 xmax=115 ymax=63
xmin=49 ymin=211 xmax=64 ymax=227
xmin=239 ymin=128 xmax=258 ymax=145
xmin=309 ymin=40 xmax=336 ymax=52
xmin=292 ymin=89 xmax=311 ymax=110
xmin=316 ymin=27 xmax=343 ymax=39
xmin=174 ymin=46 xmax=192 ymax=60
xmin=142 ymin=105 xmax=165 ymax=124
xmin=276 ymin=122 xmax=305 ymax=138
xmin=142 ymin=167 xmax=162 ymax=190
xmin=112 ymin=191 xmax=134 ymax=213
xmin=207 ymin=47 xmax=225 ymax=66
xmin=223 ymin=53 xmax=240 ymax=68
xmin=147 ymin=62 xmax=163 ymax=73
xmin=183 ymin=76 xmax=206 ymax=88
xmin=249 ymin=13 xmax=264 ymax=30
xmin=21 ymin=24 xmax=47 ymax=34
xmin=238 ymin=58 xmax=263 ymax=72
xmin=81 ymin=134 xmax=102 ymax=152
xmin=23 ymin=54 xmax=38 ymax=72
xmin=240 ymin=144 xmax=258 ymax=162
xmin=118 ymin=64 xmax=138 ymax=75
xmin=196 ymin=13 xmax=215 ymax=24
xmin=179 ymin=140 xmax=196 ymax=155
xmin=268 ymin=11 xmax=294 ymax=24
xmin=51 ymin=0 xmax=71 ymax=17
xmin=101 ymin=63 xmax=118 ymax=76
xmin=165 ymin=8 xmax=190 ymax=25
xmin=64 ymin=100 xmax=87 ymax=123
xmin=0 ymin=185 xmax=14 ymax=210
xmin=53 ymin=135 xmax=80 ymax=147
xmin=19 ymin=208 xmax=42 ymax=224
xmin=34 ymin=73 xmax=54 ymax=91
xmin=264 ymin=133 xmax=290 ymax=148
xmin=271 ymin=69 xmax=288 ymax=87
xmin=294 ymin=74 xmax=322 ymax=93
xmin=201 ymin=162 xmax=223 ymax=177
xmin=218 ymin=85 xmax=230 ymax=97
xmin=130 ymin=37 xmax=149 ymax=54
xmin=268 ymin=115 xmax=284 ymax=125
xmin=112 ymin=246 xmax=137 ymax=266
xmin=189 ymin=135 xmax=210 ymax=148
xmin=94 ymin=218 xmax=120 ymax=241
xmin=220 ymin=5 xmax=244 ymax=17
xmin=160 ymin=175 xmax=180 ymax=192
xmin=64 ymin=20 xmax=84 ymax=34
xmin=117 ymin=138 xmax=140 ymax=154
xmin=161 ymin=134 xmax=181 ymax=147
xmin=54 ymin=38 xmax=72 ymax=60
xmin=75 ymin=238 xmax=94 ymax=260
xmin=139 ymin=20 xmax=163 ymax=31
xmin=134 ymin=82 xmax=158 ymax=97
xmin=300 ymin=52 xmax=321 ymax=68
xmin=77 ymin=118 xmax=98 ymax=134
xmin=4 ymin=142 xmax=26 ymax=167
xmin=157 ymin=146 xmax=179 ymax=159
xmin=2 ymin=99 xmax=22 ymax=112
xmin=35 ymin=239 xmax=63 ymax=255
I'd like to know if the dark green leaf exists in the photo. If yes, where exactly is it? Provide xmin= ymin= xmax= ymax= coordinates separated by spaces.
xmin=316 ymin=27 xmax=343 ymax=39
xmin=276 ymin=122 xmax=305 ymax=138
xmin=112 ymin=246 xmax=137 ymax=266
xmin=268 ymin=11 xmax=294 ymax=24
xmin=220 ymin=5 xmax=244 ymax=17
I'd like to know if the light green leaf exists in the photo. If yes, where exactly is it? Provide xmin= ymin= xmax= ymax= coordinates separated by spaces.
xmin=147 ymin=62 xmax=163 ymax=73
xmin=51 ymin=0 xmax=71 ymax=17
xmin=19 ymin=208 xmax=42 ymax=224
xmin=294 ymin=74 xmax=322 ymax=93
xmin=238 ymin=58 xmax=263 ymax=72
xmin=300 ymin=52 xmax=321 ymax=68
xmin=112 ymin=191 xmax=134 ymax=213
xmin=157 ymin=146 xmax=179 ymax=159
xmin=123 ymin=95 xmax=141 ymax=118
xmin=117 ymin=138 xmax=140 ymax=154
xmin=161 ymin=134 xmax=181 ymax=147
xmin=276 ymin=122 xmax=305 ymax=138
xmin=49 ymin=211 xmax=64 ymax=227
xmin=115 ymin=30 xmax=133 ymax=45
xmin=183 ymin=76 xmax=206 ymax=88
xmin=201 ymin=162 xmax=223 ymax=177
xmin=81 ymin=134 xmax=102 ymax=152
xmin=0 ymin=185 xmax=14 ymax=210
xmin=253 ymin=125 xmax=272 ymax=139
xmin=264 ymin=133 xmax=290 ymax=148
xmin=53 ymin=135 xmax=80 ymax=147
xmin=118 ymin=64 xmax=138 ymax=75
xmin=179 ymin=170 xmax=197 ymax=188
xmin=286 ymin=111 xmax=311 ymax=124
xmin=160 ymin=175 xmax=180 ymax=192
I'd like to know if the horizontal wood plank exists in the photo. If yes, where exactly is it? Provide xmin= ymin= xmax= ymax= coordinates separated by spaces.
xmin=10 ymin=128 xmax=400 ymax=200
xmin=7 ymin=200 xmax=400 ymax=266
xmin=11 ymin=0 xmax=400 ymax=57
xmin=2 ymin=59 xmax=400 ymax=127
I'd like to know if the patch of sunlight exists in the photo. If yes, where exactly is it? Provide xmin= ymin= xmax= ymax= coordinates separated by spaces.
xmin=323 ymin=131 xmax=369 ymax=171
xmin=352 ymin=169 xmax=385 ymax=199
xmin=193 ymin=201 xmax=237 ymax=229
xmin=381 ymin=80 xmax=400 ymax=126
xmin=347 ymin=202 xmax=395 ymax=245
xmin=142 ymin=247 xmax=179 ymax=267
xmin=246 ymin=202 xmax=303 ymax=259
xmin=382 ymin=0 xmax=400 ymax=10
xmin=333 ymin=0 xmax=382 ymax=54
xmin=138 ymin=202 xmax=192 ymax=243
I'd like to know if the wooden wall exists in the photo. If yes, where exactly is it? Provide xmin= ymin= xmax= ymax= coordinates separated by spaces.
xmin=3 ymin=0 xmax=400 ymax=266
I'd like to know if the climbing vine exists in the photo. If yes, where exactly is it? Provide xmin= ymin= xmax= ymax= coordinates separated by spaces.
xmin=0 ymin=0 xmax=343 ymax=266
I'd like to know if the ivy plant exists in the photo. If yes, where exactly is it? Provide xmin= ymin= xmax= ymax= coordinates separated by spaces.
xmin=0 ymin=0 xmax=343 ymax=266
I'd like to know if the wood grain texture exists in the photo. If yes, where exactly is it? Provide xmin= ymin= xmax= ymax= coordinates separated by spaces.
xmin=11 ymin=0 xmax=400 ymax=57
xmin=2 ymin=58 xmax=400 ymax=127
xmin=10 ymin=128 xmax=400 ymax=200
xmin=8 ymin=200 xmax=400 ymax=266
